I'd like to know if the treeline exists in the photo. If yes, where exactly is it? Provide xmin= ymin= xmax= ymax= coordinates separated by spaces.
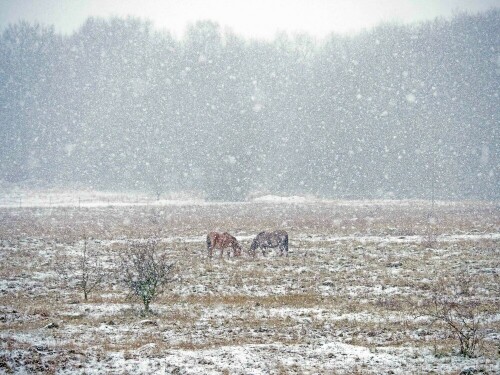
xmin=0 ymin=11 xmax=498 ymax=200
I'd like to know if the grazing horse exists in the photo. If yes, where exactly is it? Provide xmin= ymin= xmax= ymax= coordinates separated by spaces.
xmin=206 ymin=232 xmax=242 ymax=258
xmin=250 ymin=230 xmax=289 ymax=257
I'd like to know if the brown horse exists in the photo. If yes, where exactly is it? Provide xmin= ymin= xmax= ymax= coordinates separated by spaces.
xmin=206 ymin=232 xmax=242 ymax=258
xmin=250 ymin=230 xmax=289 ymax=257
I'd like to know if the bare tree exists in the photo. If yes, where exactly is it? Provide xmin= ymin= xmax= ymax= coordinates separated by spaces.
xmin=119 ymin=239 xmax=175 ymax=314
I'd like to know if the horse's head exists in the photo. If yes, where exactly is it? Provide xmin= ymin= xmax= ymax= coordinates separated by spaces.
xmin=234 ymin=242 xmax=242 ymax=256
xmin=249 ymin=238 xmax=258 ymax=255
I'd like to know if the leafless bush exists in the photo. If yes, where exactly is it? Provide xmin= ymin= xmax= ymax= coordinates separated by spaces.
xmin=490 ymin=272 xmax=500 ymax=294
xmin=119 ymin=239 xmax=175 ymax=314
xmin=79 ymin=236 xmax=105 ymax=301
xmin=53 ymin=235 xmax=105 ymax=301
xmin=417 ymin=272 xmax=491 ymax=358
xmin=422 ymin=213 xmax=438 ymax=248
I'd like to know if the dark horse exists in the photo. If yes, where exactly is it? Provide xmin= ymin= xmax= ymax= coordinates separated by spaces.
xmin=206 ymin=232 xmax=242 ymax=258
xmin=250 ymin=230 xmax=289 ymax=257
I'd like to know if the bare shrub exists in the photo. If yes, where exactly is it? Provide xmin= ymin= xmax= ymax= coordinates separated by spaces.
xmin=422 ymin=213 xmax=438 ymax=248
xmin=119 ymin=239 xmax=175 ymax=314
xmin=53 ymin=235 xmax=105 ymax=301
xmin=79 ymin=236 xmax=105 ymax=301
xmin=417 ymin=272 xmax=491 ymax=358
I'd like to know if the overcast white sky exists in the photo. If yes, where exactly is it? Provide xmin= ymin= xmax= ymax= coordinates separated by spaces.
xmin=0 ymin=0 xmax=498 ymax=39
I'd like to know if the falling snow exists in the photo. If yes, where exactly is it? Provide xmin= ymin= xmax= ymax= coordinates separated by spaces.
xmin=1 ymin=7 xmax=499 ymax=375
xmin=0 ymin=11 xmax=498 ymax=201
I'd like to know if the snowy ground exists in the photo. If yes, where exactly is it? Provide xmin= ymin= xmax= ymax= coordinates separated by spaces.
xmin=0 ymin=188 xmax=205 ymax=208
xmin=0 ymin=194 xmax=499 ymax=374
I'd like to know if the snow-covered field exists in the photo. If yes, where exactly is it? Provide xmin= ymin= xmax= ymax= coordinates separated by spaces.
xmin=0 ymin=189 xmax=205 ymax=208
xmin=0 ymin=194 xmax=499 ymax=374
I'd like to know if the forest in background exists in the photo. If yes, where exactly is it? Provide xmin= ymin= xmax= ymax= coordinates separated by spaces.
xmin=0 ymin=10 xmax=498 ymax=200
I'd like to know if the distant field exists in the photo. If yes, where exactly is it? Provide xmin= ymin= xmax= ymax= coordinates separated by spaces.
xmin=0 ymin=197 xmax=499 ymax=374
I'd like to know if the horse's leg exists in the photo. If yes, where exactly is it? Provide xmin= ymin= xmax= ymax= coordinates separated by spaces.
xmin=279 ymin=240 xmax=286 ymax=256
xmin=279 ymin=245 xmax=288 ymax=257
xmin=284 ymin=237 xmax=289 ymax=257
xmin=207 ymin=236 xmax=212 ymax=258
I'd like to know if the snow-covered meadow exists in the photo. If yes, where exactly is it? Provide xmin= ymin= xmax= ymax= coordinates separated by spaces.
xmin=1 ymin=192 xmax=499 ymax=374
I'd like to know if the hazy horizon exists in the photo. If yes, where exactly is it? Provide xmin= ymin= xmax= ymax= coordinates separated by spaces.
xmin=1 ymin=0 xmax=499 ymax=40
